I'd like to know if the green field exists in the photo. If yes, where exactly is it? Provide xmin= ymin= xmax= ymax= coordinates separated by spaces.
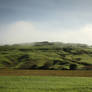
xmin=0 ymin=42 xmax=92 ymax=92
xmin=0 ymin=76 xmax=92 ymax=92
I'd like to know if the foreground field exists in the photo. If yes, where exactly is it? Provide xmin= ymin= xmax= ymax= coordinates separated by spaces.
xmin=0 ymin=76 xmax=92 ymax=92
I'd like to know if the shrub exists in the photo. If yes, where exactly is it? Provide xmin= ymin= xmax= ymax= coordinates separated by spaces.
xmin=69 ymin=64 xmax=78 ymax=70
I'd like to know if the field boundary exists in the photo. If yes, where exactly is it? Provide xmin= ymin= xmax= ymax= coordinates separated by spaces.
xmin=0 ymin=70 xmax=92 ymax=77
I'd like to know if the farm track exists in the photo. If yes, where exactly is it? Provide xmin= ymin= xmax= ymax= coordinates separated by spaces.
xmin=0 ymin=70 xmax=92 ymax=77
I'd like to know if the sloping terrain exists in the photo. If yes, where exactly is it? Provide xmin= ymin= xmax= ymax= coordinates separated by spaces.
xmin=0 ymin=42 xmax=92 ymax=70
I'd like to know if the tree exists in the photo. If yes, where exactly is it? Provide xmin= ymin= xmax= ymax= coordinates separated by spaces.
xmin=69 ymin=64 xmax=77 ymax=70
xmin=40 ymin=61 xmax=53 ymax=69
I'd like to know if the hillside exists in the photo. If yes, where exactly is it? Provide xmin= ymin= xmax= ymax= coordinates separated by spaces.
xmin=0 ymin=41 xmax=92 ymax=70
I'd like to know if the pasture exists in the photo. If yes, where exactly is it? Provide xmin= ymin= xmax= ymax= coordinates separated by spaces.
xmin=0 ymin=76 xmax=92 ymax=92
xmin=0 ymin=70 xmax=92 ymax=92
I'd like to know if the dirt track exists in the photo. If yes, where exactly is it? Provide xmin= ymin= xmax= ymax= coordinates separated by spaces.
xmin=0 ymin=70 xmax=92 ymax=77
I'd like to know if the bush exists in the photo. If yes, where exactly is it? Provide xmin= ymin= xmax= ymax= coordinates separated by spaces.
xmin=69 ymin=64 xmax=78 ymax=70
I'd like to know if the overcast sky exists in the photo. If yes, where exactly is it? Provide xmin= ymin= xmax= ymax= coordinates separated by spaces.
xmin=0 ymin=0 xmax=92 ymax=45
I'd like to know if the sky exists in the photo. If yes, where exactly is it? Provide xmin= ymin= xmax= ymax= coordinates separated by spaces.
xmin=0 ymin=0 xmax=92 ymax=45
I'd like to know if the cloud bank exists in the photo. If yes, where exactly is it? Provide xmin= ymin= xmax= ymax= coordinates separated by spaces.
xmin=0 ymin=21 xmax=92 ymax=45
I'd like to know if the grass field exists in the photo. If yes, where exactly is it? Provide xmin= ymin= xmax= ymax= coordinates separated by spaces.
xmin=0 ymin=76 xmax=92 ymax=92
xmin=0 ymin=70 xmax=92 ymax=92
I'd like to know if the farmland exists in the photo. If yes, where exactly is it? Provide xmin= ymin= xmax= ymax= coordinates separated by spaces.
xmin=0 ymin=76 xmax=92 ymax=92
xmin=0 ymin=42 xmax=92 ymax=92
xmin=0 ymin=69 xmax=92 ymax=92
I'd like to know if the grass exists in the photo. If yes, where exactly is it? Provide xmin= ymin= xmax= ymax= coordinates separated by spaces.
xmin=1 ymin=42 xmax=92 ymax=70
xmin=0 ymin=76 xmax=92 ymax=92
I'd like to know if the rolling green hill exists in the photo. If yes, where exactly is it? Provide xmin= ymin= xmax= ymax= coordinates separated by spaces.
xmin=0 ymin=41 xmax=92 ymax=70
